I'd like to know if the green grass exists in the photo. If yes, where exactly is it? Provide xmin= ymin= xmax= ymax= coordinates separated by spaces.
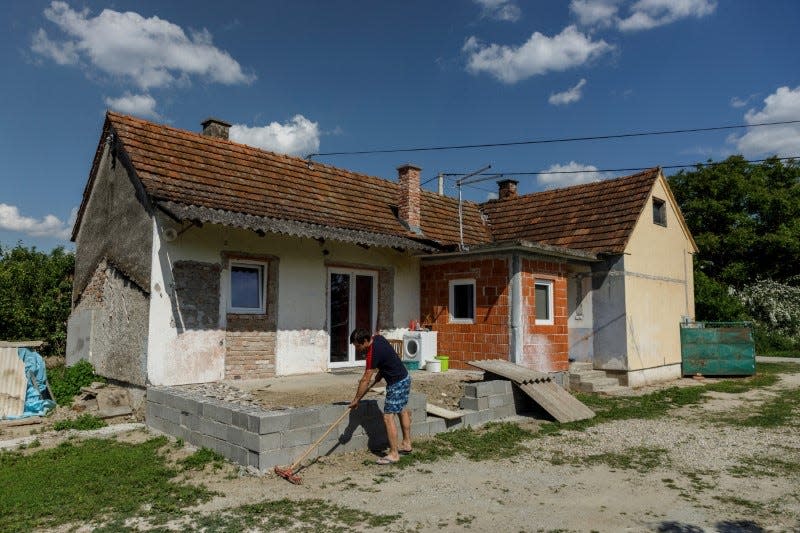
xmin=538 ymin=363 xmax=800 ymax=436
xmin=52 ymin=413 xmax=107 ymax=431
xmin=92 ymin=498 xmax=402 ymax=532
xmin=396 ymin=421 xmax=534 ymax=468
xmin=728 ymin=454 xmax=800 ymax=478
xmin=178 ymin=447 xmax=226 ymax=471
xmin=0 ymin=437 xmax=216 ymax=531
xmin=47 ymin=360 xmax=106 ymax=406
xmin=549 ymin=446 xmax=669 ymax=473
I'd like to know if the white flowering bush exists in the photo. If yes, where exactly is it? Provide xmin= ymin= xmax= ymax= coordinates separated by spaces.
xmin=734 ymin=277 xmax=800 ymax=341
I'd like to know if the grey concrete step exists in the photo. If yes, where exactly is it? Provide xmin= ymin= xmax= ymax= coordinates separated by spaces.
xmin=569 ymin=362 xmax=593 ymax=372
xmin=576 ymin=378 xmax=623 ymax=392
xmin=569 ymin=370 xmax=608 ymax=382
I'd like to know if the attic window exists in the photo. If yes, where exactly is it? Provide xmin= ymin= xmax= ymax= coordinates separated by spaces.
xmin=652 ymin=197 xmax=667 ymax=226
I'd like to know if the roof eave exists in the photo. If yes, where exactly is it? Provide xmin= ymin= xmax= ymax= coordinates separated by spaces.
xmin=157 ymin=201 xmax=438 ymax=252
xmin=417 ymin=239 xmax=599 ymax=262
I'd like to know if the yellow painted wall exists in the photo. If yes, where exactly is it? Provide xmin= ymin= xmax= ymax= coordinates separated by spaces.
xmin=623 ymin=174 xmax=696 ymax=372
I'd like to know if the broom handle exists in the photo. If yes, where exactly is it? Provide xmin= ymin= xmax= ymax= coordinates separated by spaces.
xmin=289 ymin=407 xmax=351 ymax=470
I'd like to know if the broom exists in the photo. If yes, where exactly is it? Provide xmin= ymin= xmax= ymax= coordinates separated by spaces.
xmin=274 ymin=407 xmax=351 ymax=484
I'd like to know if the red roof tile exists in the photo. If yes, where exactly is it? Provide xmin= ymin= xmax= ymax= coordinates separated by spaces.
xmin=102 ymin=112 xmax=490 ymax=248
xmin=480 ymin=169 xmax=660 ymax=254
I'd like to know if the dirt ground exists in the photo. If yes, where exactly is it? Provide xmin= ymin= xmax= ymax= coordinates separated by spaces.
xmin=244 ymin=369 xmax=485 ymax=411
xmin=5 ymin=366 xmax=800 ymax=532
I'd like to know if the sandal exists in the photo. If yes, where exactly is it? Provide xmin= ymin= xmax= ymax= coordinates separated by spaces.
xmin=376 ymin=456 xmax=399 ymax=465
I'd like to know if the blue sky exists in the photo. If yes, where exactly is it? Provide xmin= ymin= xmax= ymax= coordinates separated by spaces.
xmin=2 ymin=0 xmax=799 ymax=251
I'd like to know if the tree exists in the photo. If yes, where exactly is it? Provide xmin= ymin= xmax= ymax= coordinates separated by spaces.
xmin=669 ymin=156 xmax=800 ymax=288
xmin=0 ymin=243 xmax=74 ymax=356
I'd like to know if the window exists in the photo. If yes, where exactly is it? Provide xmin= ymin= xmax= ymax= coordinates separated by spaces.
xmin=653 ymin=197 xmax=667 ymax=226
xmin=449 ymin=279 xmax=475 ymax=323
xmin=534 ymin=280 xmax=553 ymax=325
xmin=229 ymin=260 xmax=266 ymax=314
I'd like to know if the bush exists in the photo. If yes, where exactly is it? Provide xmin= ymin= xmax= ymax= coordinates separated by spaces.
xmin=694 ymin=270 xmax=747 ymax=321
xmin=48 ymin=360 xmax=106 ymax=406
xmin=735 ymin=277 xmax=800 ymax=340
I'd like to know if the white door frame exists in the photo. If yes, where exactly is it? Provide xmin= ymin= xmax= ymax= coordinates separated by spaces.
xmin=327 ymin=267 xmax=377 ymax=368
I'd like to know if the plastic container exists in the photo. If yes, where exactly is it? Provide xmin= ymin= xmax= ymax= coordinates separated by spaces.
xmin=426 ymin=359 xmax=441 ymax=373
xmin=402 ymin=360 xmax=419 ymax=371
xmin=435 ymin=355 xmax=449 ymax=372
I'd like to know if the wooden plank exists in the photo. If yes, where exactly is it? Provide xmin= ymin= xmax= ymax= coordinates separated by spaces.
xmin=426 ymin=403 xmax=467 ymax=420
xmin=468 ymin=359 xmax=551 ymax=384
xmin=519 ymin=382 xmax=595 ymax=423
xmin=0 ymin=347 xmax=26 ymax=418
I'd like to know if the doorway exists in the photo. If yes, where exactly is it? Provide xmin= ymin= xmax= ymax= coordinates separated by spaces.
xmin=328 ymin=268 xmax=377 ymax=367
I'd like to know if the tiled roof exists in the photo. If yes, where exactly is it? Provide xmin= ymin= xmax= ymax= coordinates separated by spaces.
xmin=101 ymin=112 xmax=491 ymax=248
xmin=480 ymin=169 xmax=660 ymax=254
xmin=76 ymin=112 xmax=661 ymax=257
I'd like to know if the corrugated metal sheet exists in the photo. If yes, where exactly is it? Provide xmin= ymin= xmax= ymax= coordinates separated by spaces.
xmin=681 ymin=322 xmax=756 ymax=376
xmin=0 ymin=340 xmax=44 ymax=348
xmin=468 ymin=359 xmax=594 ymax=423
xmin=0 ymin=348 xmax=26 ymax=418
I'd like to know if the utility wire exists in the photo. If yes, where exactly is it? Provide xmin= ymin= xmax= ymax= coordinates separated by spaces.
xmin=307 ymin=119 xmax=800 ymax=159
xmin=428 ymin=155 xmax=799 ymax=186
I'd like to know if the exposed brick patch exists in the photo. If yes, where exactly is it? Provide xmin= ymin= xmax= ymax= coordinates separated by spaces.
xmin=421 ymin=257 xmax=510 ymax=370
xmin=173 ymin=260 xmax=220 ymax=330
xmin=222 ymin=252 xmax=279 ymax=380
xmin=521 ymin=259 xmax=569 ymax=372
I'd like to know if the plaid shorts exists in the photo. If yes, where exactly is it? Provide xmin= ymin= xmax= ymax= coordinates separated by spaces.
xmin=384 ymin=376 xmax=411 ymax=414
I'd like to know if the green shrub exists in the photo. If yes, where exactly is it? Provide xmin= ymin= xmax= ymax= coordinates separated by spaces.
xmin=48 ymin=360 xmax=106 ymax=406
xmin=52 ymin=414 xmax=107 ymax=431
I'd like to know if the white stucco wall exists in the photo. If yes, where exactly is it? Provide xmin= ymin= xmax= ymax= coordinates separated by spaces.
xmin=148 ymin=216 xmax=420 ymax=381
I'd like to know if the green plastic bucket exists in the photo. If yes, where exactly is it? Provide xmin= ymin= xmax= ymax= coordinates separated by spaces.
xmin=435 ymin=355 xmax=449 ymax=372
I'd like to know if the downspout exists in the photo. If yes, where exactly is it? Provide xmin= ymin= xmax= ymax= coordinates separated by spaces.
xmin=509 ymin=253 xmax=523 ymax=364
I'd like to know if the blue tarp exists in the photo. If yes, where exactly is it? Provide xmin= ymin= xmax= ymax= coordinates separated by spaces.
xmin=4 ymin=347 xmax=56 ymax=419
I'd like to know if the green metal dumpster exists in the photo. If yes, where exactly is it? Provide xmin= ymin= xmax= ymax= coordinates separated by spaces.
xmin=680 ymin=321 xmax=755 ymax=376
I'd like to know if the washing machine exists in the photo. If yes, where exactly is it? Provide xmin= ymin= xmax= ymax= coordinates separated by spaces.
xmin=402 ymin=331 xmax=438 ymax=368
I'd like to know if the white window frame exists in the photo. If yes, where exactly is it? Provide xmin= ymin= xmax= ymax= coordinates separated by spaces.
xmin=228 ymin=259 xmax=267 ymax=314
xmin=534 ymin=279 xmax=554 ymax=326
xmin=449 ymin=278 xmax=476 ymax=324
xmin=327 ymin=267 xmax=378 ymax=368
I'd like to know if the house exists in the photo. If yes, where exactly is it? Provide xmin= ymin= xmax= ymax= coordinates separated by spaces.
xmin=66 ymin=112 xmax=697 ymax=392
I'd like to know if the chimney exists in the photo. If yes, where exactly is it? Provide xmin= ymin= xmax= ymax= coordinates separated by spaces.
xmin=497 ymin=179 xmax=519 ymax=200
xmin=397 ymin=164 xmax=422 ymax=233
xmin=201 ymin=118 xmax=231 ymax=140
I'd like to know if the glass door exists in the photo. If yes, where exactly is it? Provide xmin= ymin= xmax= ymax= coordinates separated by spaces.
xmin=328 ymin=268 xmax=377 ymax=367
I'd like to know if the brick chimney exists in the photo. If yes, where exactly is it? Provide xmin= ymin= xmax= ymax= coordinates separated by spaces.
xmin=201 ymin=118 xmax=231 ymax=140
xmin=397 ymin=164 xmax=422 ymax=233
xmin=497 ymin=179 xmax=519 ymax=200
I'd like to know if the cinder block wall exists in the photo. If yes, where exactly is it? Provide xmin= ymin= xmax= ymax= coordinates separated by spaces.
xmin=146 ymin=379 xmax=518 ymax=470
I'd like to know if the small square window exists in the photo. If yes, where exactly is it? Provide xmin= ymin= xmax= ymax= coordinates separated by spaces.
xmin=449 ymin=279 xmax=475 ymax=323
xmin=229 ymin=261 xmax=266 ymax=314
xmin=653 ymin=197 xmax=667 ymax=226
xmin=535 ymin=280 xmax=554 ymax=325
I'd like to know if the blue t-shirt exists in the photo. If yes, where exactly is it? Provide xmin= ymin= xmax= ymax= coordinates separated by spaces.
xmin=366 ymin=335 xmax=408 ymax=385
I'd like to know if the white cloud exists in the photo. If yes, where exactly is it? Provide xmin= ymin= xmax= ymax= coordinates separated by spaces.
xmin=570 ymin=0 xmax=621 ymax=27
xmin=463 ymin=26 xmax=612 ymax=84
xmin=734 ymin=85 xmax=800 ymax=157
xmin=229 ymin=115 xmax=320 ymax=156
xmin=538 ymin=162 xmax=611 ymax=188
xmin=549 ymin=78 xmax=587 ymax=105
xmin=618 ymin=0 xmax=716 ymax=31
xmin=473 ymin=0 xmax=521 ymax=22
xmin=104 ymin=93 xmax=160 ymax=119
xmin=0 ymin=204 xmax=77 ymax=240
xmin=31 ymin=1 xmax=254 ymax=90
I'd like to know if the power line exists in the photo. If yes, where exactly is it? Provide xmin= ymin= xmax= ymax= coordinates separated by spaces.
xmin=429 ymin=156 xmax=800 ymax=186
xmin=307 ymin=119 xmax=800 ymax=159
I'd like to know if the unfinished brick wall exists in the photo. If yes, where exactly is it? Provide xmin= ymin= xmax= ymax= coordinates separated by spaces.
xmin=223 ymin=254 xmax=279 ymax=380
xmin=520 ymin=259 xmax=569 ymax=373
xmin=420 ymin=257 xmax=510 ymax=370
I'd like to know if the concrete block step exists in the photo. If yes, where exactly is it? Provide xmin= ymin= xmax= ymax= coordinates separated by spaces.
xmin=569 ymin=362 xmax=593 ymax=372
xmin=569 ymin=370 xmax=608 ymax=382
xmin=576 ymin=378 xmax=622 ymax=393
